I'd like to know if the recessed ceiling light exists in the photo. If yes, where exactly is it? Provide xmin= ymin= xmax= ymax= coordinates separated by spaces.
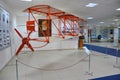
xmin=96 ymin=25 xmax=100 ymax=26
xmin=100 ymin=22 xmax=104 ymax=23
xmin=87 ymin=17 xmax=93 ymax=19
xmin=112 ymin=23 xmax=115 ymax=24
xmin=21 ymin=0 xmax=32 ymax=1
xmin=116 ymin=8 xmax=120 ymax=11
xmin=86 ymin=3 xmax=98 ymax=7
xmin=113 ymin=19 xmax=119 ymax=21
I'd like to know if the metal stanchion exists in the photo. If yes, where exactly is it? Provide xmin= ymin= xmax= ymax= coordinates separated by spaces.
xmin=16 ymin=57 xmax=18 ymax=80
xmin=104 ymin=45 xmax=109 ymax=58
xmin=113 ymin=47 xmax=120 ymax=68
xmin=83 ymin=46 xmax=93 ymax=76
xmin=86 ymin=54 xmax=93 ymax=76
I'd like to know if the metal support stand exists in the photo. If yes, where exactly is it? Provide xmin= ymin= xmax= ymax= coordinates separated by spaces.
xmin=16 ymin=57 xmax=19 ymax=80
xmin=90 ymin=43 xmax=92 ymax=52
xmin=113 ymin=47 xmax=120 ymax=68
xmin=104 ymin=45 xmax=109 ymax=58
xmin=86 ymin=54 xmax=93 ymax=76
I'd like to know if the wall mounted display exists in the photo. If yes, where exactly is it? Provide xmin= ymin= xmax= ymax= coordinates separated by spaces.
xmin=91 ymin=28 xmax=96 ymax=38
xmin=110 ymin=29 xmax=114 ymax=34
xmin=38 ymin=19 xmax=51 ymax=37
xmin=100 ymin=29 xmax=108 ymax=39
xmin=0 ymin=6 xmax=11 ymax=50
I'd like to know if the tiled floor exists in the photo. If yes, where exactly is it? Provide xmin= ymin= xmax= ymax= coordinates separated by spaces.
xmin=0 ymin=48 xmax=120 ymax=80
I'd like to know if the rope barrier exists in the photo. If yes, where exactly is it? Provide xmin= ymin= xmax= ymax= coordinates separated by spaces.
xmin=17 ymin=55 xmax=88 ymax=71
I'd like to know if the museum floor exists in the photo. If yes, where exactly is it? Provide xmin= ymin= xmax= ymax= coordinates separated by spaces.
xmin=0 ymin=42 xmax=120 ymax=80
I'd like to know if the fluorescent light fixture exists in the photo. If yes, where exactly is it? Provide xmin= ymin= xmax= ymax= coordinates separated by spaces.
xmin=21 ymin=0 xmax=32 ymax=1
xmin=112 ymin=23 xmax=115 ymax=24
xmin=86 ymin=3 xmax=98 ymax=7
xmin=100 ymin=22 xmax=104 ymax=23
xmin=96 ymin=25 xmax=100 ymax=26
xmin=113 ymin=19 xmax=119 ymax=21
xmin=87 ymin=17 xmax=93 ymax=19
xmin=116 ymin=8 xmax=120 ymax=11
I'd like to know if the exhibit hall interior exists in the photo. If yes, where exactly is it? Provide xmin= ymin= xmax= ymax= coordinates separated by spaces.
xmin=0 ymin=0 xmax=120 ymax=80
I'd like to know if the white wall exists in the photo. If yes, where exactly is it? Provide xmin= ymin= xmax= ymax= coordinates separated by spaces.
xmin=114 ymin=28 xmax=119 ymax=46
xmin=0 ymin=1 xmax=16 ymax=71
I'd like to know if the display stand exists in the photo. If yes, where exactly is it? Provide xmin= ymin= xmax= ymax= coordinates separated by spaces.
xmin=79 ymin=39 xmax=83 ymax=49
xmin=78 ymin=36 xmax=84 ymax=49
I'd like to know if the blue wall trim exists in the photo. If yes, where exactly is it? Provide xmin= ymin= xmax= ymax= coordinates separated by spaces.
xmin=83 ymin=44 xmax=120 ymax=57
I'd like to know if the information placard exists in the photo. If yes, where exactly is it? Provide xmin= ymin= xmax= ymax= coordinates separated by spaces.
xmin=0 ymin=6 xmax=11 ymax=50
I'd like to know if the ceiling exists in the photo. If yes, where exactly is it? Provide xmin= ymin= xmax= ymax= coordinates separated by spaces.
xmin=1 ymin=0 xmax=120 ymax=26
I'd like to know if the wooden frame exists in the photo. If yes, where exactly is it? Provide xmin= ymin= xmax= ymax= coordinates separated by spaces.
xmin=38 ymin=19 xmax=52 ymax=37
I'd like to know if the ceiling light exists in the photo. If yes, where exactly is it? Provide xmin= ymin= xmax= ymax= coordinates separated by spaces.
xmin=116 ymin=8 xmax=120 ymax=11
xmin=86 ymin=3 xmax=98 ymax=7
xmin=21 ymin=0 xmax=32 ymax=1
xmin=100 ymin=22 xmax=104 ymax=23
xmin=87 ymin=17 xmax=93 ymax=19
xmin=112 ymin=23 xmax=115 ymax=24
xmin=113 ymin=19 xmax=119 ymax=21
xmin=96 ymin=25 xmax=100 ymax=27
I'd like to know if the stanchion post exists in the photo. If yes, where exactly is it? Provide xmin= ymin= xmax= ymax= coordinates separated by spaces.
xmin=113 ymin=46 xmax=120 ymax=68
xmin=104 ymin=45 xmax=109 ymax=58
xmin=116 ymin=47 xmax=118 ymax=65
xmin=83 ymin=46 xmax=93 ymax=76
xmin=16 ymin=57 xmax=18 ymax=80
xmin=88 ymin=54 xmax=91 ymax=73
xmin=86 ymin=54 xmax=93 ymax=76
